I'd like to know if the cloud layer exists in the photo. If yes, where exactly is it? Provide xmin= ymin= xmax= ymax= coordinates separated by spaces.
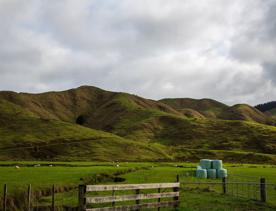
xmin=0 ymin=0 xmax=275 ymax=105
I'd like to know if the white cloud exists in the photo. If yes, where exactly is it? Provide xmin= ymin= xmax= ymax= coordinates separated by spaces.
xmin=0 ymin=0 xmax=275 ymax=105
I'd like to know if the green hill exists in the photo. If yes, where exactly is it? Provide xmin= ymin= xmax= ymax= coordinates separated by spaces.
xmin=160 ymin=98 xmax=273 ymax=124
xmin=0 ymin=98 xmax=170 ymax=161
xmin=160 ymin=98 xmax=228 ymax=118
xmin=219 ymin=104 xmax=273 ymax=124
xmin=255 ymin=101 xmax=276 ymax=125
xmin=0 ymin=86 xmax=276 ymax=163
xmin=0 ymin=86 xmax=180 ymax=127
xmin=269 ymin=108 xmax=276 ymax=115
xmin=266 ymin=108 xmax=276 ymax=120
xmin=177 ymin=108 xmax=206 ymax=119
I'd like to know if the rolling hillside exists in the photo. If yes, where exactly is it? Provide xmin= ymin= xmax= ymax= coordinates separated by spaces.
xmin=0 ymin=98 xmax=170 ymax=161
xmin=256 ymin=101 xmax=276 ymax=121
xmin=160 ymin=98 xmax=228 ymax=118
xmin=0 ymin=86 xmax=275 ymax=163
xmin=269 ymin=108 xmax=276 ymax=117
xmin=160 ymin=98 xmax=273 ymax=125
xmin=219 ymin=104 xmax=273 ymax=124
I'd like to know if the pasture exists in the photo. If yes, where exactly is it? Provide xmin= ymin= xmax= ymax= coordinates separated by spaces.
xmin=0 ymin=162 xmax=276 ymax=210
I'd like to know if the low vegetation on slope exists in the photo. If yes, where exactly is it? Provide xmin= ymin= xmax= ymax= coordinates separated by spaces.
xmin=109 ymin=111 xmax=276 ymax=153
xmin=0 ymin=86 xmax=275 ymax=163
xmin=0 ymin=99 xmax=170 ymax=161
xmin=219 ymin=104 xmax=273 ymax=125
xmin=256 ymin=101 xmax=276 ymax=113
xmin=160 ymin=98 xmax=228 ymax=118
xmin=160 ymin=98 xmax=274 ymax=125
xmin=256 ymin=102 xmax=276 ymax=123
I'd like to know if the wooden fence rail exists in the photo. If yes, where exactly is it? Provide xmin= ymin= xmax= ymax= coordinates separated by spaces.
xmin=79 ymin=181 xmax=180 ymax=211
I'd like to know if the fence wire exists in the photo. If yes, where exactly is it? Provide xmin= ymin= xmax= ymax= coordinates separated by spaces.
xmin=179 ymin=171 xmax=276 ymax=206
xmin=0 ymin=184 xmax=79 ymax=211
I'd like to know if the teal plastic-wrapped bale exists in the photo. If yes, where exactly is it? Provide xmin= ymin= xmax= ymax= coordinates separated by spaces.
xmin=200 ymin=159 xmax=212 ymax=169
xmin=197 ymin=166 xmax=202 ymax=170
xmin=217 ymin=168 xmax=228 ymax=178
xmin=196 ymin=169 xmax=207 ymax=179
xmin=207 ymin=169 xmax=217 ymax=179
xmin=212 ymin=160 xmax=223 ymax=170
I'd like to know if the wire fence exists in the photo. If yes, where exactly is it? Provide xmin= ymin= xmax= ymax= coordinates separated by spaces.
xmin=227 ymin=174 xmax=276 ymax=204
xmin=0 ymin=184 xmax=79 ymax=211
xmin=1 ymin=173 xmax=276 ymax=210
xmin=179 ymin=171 xmax=276 ymax=206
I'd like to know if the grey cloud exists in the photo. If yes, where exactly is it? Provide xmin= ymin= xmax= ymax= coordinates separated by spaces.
xmin=0 ymin=0 xmax=275 ymax=105
xmin=263 ymin=63 xmax=276 ymax=84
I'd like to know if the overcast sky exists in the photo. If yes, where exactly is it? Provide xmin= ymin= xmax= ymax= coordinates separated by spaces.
xmin=0 ymin=0 xmax=275 ymax=105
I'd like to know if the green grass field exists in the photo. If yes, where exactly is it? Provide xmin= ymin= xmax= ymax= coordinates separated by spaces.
xmin=0 ymin=162 xmax=276 ymax=210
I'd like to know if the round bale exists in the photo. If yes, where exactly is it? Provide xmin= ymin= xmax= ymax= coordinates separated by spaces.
xmin=207 ymin=169 xmax=217 ymax=179
xmin=196 ymin=169 xmax=207 ymax=179
xmin=212 ymin=160 xmax=223 ymax=170
xmin=200 ymin=159 xmax=212 ymax=169
xmin=218 ymin=168 xmax=228 ymax=178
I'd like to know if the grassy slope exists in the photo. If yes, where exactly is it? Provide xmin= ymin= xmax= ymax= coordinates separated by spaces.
xmin=160 ymin=98 xmax=228 ymax=118
xmin=0 ymin=99 xmax=171 ymax=161
xmin=107 ymin=106 xmax=276 ymax=154
xmin=267 ymin=108 xmax=276 ymax=122
xmin=90 ymin=95 xmax=276 ymax=151
xmin=219 ymin=104 xmax=273 ymax=124
xmin=0 ymin=86 xmax=276 ymax=163
xmin=96 ymin=97 xmax=276 ymax=163
xmin=0 ymin=86 xmax=180 ymax=124
xmin=160 ymin=98 xmax=273 ymax=124
xmin=269 ymin=108 xmax=276 ymax=115
xmin=0 ymin=86 xmax=117 ymax=122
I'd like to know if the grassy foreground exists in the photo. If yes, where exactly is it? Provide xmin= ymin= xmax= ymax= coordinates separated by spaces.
xmin=0 ymin=162 xmax=276 ymax=210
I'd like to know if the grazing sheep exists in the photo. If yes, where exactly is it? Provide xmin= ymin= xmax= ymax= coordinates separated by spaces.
xmin=116 ymin=164 xmax=120 ymax=167
xmin=15 ymin=166 xmax=20 ymax=169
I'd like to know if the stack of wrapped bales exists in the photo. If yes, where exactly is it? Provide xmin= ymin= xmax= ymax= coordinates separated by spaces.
xmin=196 ymin=159 xmax=227 ymax=179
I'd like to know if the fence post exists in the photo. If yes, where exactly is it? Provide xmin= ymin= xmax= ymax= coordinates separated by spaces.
xmin=3 ymin=184 xmax=7 ymax=211
xmin=158 ymin=188 xmax=161 ymax=211
xmin=135 ymin=189 xmax=140 ymax=211
xmin=173 ymin=175 xmax=180 ymax=208
xmin=52 ymin=184 xmax=55 ymax=211
xmin=260 ymin=178 xmax=266 ymax=202
xmin=78 ymin=185 xmax=86 ymax=211
xmin=112 ymin=189 xmax=115 ymax=208
xmin=27 ymin=184 xmax=31 ymax=211
xmin=222 ymin=177 xmax=227 ymax=194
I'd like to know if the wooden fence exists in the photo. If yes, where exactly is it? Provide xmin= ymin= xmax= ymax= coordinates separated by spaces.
xmin=78 ymin=183 xmax=180 ymax=211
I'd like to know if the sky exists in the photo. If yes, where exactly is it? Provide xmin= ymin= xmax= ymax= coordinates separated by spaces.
xmin=0 ymin=0 xmax=275 ymax=105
